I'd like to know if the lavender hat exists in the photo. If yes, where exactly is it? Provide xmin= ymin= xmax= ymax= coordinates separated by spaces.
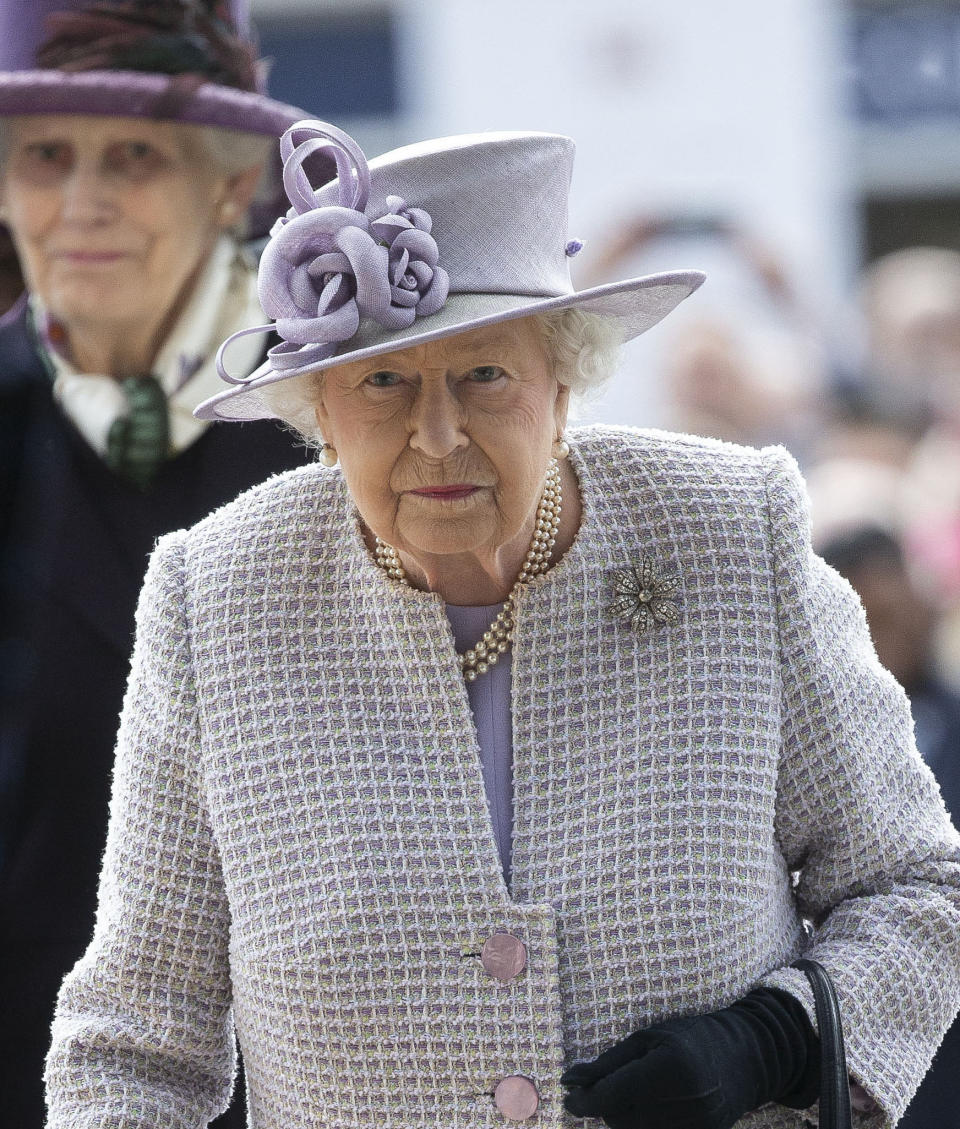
xmin=196 ymin=121 xmax=706 ymax=422
xmin=0 ymin=0 xmax=307 ymax=141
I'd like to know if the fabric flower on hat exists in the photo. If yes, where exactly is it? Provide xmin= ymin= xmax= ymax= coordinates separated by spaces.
xmin=249 ymin=121 xmax=449 ymax=379
xmin=371 ymin=196 xmax=448 ymax=325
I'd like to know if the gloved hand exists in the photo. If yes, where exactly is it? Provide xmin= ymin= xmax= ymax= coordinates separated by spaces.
xmin=561 ymin=988 xmax=820 ymax=1129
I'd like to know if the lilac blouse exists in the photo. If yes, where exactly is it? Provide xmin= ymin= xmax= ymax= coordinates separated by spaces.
xmin=444 ymin=603 xmax=514 ymax=885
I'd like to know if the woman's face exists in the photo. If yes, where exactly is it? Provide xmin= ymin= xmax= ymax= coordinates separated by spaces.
xmin=0 ymin=114 xmax=247 ymax=335
xmin=314 ymin=317 xmax=570 ymax=565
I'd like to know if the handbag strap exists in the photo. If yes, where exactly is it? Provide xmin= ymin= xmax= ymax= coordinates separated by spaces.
xmin=792 ymin=958 xmax=854 ymax=1129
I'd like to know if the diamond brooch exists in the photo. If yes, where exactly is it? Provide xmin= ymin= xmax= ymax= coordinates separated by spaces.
xmin=610 ymin=557 xmax=682 ymax=633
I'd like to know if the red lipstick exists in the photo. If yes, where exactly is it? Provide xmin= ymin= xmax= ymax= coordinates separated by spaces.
xmin=409 ymin=484 xmax=479 ymax=500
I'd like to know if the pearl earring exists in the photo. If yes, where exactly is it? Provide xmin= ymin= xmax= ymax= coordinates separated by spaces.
xmin=319 ymin=442 xmax=338 ymax=467
xmin=552 ymin=437 xmax=570 ymax=459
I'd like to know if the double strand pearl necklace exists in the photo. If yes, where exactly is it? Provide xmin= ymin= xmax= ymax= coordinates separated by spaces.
xmin=374 ymin=459 xmax=563 ymax=681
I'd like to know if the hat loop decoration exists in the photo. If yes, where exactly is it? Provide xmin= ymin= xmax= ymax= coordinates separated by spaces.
xmin=278 ymin=120 xmax=370 ymax=215
xmin=217 ymin=119 xmax=451 ymax=385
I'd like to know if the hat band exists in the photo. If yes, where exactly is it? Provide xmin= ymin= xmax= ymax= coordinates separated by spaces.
xmin=37 ymin=1 xmax=260 ymax=92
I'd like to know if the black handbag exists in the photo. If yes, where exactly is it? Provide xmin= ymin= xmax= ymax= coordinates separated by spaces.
xmin=792 ymin=959 xmax=853 ymax=1129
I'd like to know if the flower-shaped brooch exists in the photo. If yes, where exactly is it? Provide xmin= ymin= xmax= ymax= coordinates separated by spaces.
xmin=610 ymin=557 xmax=682 ymax=633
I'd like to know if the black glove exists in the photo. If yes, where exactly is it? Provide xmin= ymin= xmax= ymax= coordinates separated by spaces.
xmin=561 ymin=988 xmax=820 ymax=1129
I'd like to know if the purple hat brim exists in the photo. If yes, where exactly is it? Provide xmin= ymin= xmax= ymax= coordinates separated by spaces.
xmin=195 ymin=268 xmax=707 ymax=423
xmin=0 ymin=70 xmax=308 ymax=135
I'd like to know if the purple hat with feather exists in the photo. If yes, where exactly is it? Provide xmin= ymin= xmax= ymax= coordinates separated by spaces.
xmin=0 ymin=0 xmax=307 ymax=139
xmin=196 ymin=120 xmax=706 ymax=423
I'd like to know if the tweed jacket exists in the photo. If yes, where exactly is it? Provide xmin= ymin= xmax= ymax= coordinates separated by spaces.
xmin=46 ymin=426 xmax=960 ymax=1129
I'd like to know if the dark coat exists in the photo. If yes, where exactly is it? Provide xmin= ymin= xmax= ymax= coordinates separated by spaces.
xmin=0 ymin=308 xmax=311 ymax=1127
xmin=898 ymin=679 xmax=960 ymax=1129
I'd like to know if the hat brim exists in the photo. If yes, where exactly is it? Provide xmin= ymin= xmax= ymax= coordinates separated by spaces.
xmin=0 ymin=70 xmax=308 ymax=136
xmin=195 ymin=268 xmax=706 ymax=422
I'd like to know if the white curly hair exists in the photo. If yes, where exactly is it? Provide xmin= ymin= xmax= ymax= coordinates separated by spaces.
xmin=260 ymin=308 xmax=623 ymax=448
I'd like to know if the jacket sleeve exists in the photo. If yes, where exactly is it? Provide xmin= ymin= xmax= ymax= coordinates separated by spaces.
xmin=45 ymin=531 xmax=235 ymax=1128
xmin=757 ymin=446 xmax=960 ymax=1127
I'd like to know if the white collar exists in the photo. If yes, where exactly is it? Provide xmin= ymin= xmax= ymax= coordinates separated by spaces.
xmin=32 ymin=236 xmax=269 ymax=457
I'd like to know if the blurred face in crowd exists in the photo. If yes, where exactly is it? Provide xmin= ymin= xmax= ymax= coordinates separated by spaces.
xmin=863 ymin=248 xmax=960 ymax=421
xmin=0 ymin=114 xmax=257 ymax=358
xmin=312 ymin=317 xmax=570 ymax=589
xmin=847 ymin=558 xmax=934 ymax=690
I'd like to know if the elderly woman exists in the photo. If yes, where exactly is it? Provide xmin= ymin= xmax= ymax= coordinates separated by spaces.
xmin=0 ymin=2 xmax=313 ymax=1124
xmin=46 ymin=121 xmax=960 ymax=1129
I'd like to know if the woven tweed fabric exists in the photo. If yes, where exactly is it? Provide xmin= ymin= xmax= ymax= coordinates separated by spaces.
xmin=46 ymin=426 xmax=960 ymax=1129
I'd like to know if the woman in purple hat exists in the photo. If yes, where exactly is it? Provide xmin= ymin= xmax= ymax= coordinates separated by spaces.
xmin=0 ymin=3 xmax=317 ymax=1125
xmin=45 ymin=121 xmax=960 ymax=1129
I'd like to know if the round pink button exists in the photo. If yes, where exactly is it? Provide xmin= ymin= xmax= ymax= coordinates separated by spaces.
xmin=494 ymin=1075 xmax=539 ymax=1121
xmin=481 ymin=933 xmax=527 ymax=981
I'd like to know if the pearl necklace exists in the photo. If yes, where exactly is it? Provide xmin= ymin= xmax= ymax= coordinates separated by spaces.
xmin=374 ymin=459 xmax=563 ymax=681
